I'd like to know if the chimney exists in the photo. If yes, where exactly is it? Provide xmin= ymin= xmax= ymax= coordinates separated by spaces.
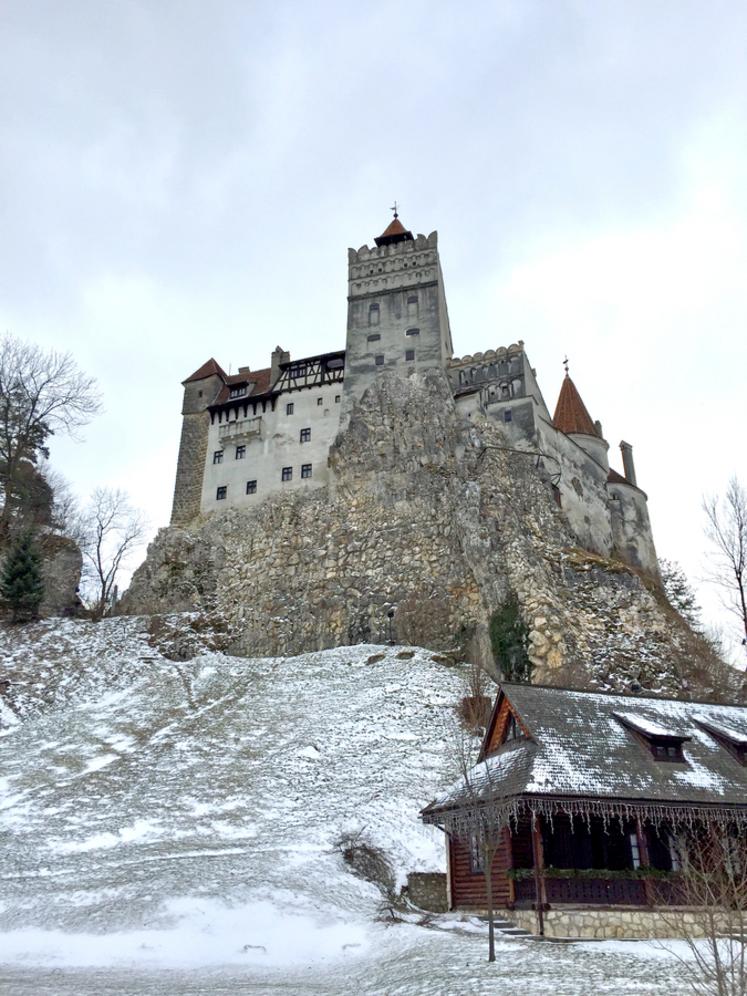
xmin=271 ymin=345 xmax=290 ymax=385
xmin=620 ymin=441 xmax=637 ymax=486
xmin=238 ymin=365 xmax=251 ymax=375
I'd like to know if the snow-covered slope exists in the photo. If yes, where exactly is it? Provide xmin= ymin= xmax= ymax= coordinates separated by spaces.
xmin=0 ymin=617 xmax=464 ymax=969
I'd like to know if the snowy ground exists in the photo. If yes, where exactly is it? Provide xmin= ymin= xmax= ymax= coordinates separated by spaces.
xmin=0 ymin=617 xmax=687 ymax=994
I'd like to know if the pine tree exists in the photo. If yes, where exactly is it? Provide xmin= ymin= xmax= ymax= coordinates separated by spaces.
xmin=659 ymin=558 xmax=702 ymax=629
xmin=1 ymin=532 xmax=44 ymax=623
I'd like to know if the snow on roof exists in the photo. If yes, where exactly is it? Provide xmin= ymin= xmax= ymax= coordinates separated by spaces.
xmin=694 ymin=714 xmax=747 ymax=748
xmin=613 ymin=711 xmax=690 ymax=739
xmin=425 ymin=684 xmax=747 ymax=817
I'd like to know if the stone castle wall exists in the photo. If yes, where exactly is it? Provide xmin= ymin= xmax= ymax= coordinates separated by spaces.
xmin=125 ymin=370 xmax=738 ymax=698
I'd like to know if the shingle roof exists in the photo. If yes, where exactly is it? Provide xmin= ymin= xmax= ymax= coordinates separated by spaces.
xmin=214 ymin=366 xmax=273 ymax=404
xmin=183 ymin=358 xmax=227 ymax=384
xmin=552 ymin=374 xmax=599 ymax=437
xmin=374 ymin=216 xmax=414 ymax=247
xmin=425 ymin=684 xmax=747 ymax=821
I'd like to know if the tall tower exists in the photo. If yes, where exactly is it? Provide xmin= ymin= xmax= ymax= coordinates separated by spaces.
xmin=170 ymin=358 xmax=225 ymax=526
xmin=342 ymin=213 xmax=453 ymax=416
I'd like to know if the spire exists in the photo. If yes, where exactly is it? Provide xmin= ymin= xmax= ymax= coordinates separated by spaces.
xmin=374 ymin=202 xmax=414 ymax=247
xmin=553 ymin=365 xmax=599 ymax=437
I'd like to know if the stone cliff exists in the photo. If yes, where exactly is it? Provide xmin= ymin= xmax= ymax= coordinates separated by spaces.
xmin=123 ymin=371 xmax=739 ymax=700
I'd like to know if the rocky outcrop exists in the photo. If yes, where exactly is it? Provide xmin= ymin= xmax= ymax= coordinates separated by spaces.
xmin=0 ymin=533 xmax=82 ymax=620
xmin=122 ymin=370 xmax=739 ymax=700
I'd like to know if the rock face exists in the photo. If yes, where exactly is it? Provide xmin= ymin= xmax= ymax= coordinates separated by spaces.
xmin=123 ymin=371 xmax=738 ymax=699
xmin=0 ymin=534 xmax=82 ymax=620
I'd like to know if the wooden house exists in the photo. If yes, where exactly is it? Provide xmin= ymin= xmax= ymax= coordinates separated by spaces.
xmin=421 ymin=683 xmax=747 ymax=937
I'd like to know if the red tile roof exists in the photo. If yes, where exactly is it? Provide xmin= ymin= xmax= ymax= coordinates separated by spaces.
xmin=552 ymin=374 xmax=599 ymax=437
xmin=214 ymin=367 xmax=273 ymax=404
xmin=607 ymin=468 xmax=628 ymax=485
xmin=374 ymin=216 xmax=414 ymax=247
xmin=183 ymin=358 xmax=227 ymax=384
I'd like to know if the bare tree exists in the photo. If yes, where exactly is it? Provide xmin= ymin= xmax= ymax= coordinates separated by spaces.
xmin=0 ymin=335 xmax=101 ymax=534
xmin=453 ymin=728 xmax=507 ymax=962
xmin=654 ymin=829 xmax=747 ymax=996
xmin=79 ymin=488 xmax=147 ymax=619
xmin=703 ymin=478 xmax=747 ymax=655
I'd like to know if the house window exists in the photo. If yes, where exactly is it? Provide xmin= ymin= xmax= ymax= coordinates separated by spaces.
xmin=407 ymin=295 xmax=418 ymax=318
xmin=213 ymin=450 xmax=223 ymax=464
xmin=368 ymin=303 xmax=380 ymax=326
xmin=367 ymin=333 xmax=381 ymax=343
xmin=300 ymin=427 xmax=311 ymax=443
xmin=650 ymin=741 xmax=686 ymax=762
xmin=504 ymin=410 xmax=512 ymax=423
xmin=317 ymin=397 xmax=323 ymax=406
xmin=375 ymin=355 xmax=384 ymax=366
xmin=468 ymin=835 xmax=483 ymax=874
xmin=235 ymin=445 xmax=246 ymax=459
xmin=405 ymin=349 xmax=415 ymax=362
xmin=281 ymin=467 xmax=292 ymax=482
xmin=286 ymin=403 xmax=294 ymax=415
xmin=301 ymin=463 xmax=312 ymax=479
xmin=229 ymin=386 xmax=246 ymax=398
xmin=246 ymin=480 xmax=257 ymax=494
xmin=405 ymin=327 xmax=420 ymax=337
xmin=629 ymin=832 xmax=641 ymax=869
xmin=504 ymin=713 xmax=519 ymax=742
xmin=335 ymin=395 xmax=341 ymax=403
xmin=216 ymin=486 xmax=227 ymax=500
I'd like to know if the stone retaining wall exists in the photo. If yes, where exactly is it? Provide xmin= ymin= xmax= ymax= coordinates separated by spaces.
xmin=511 ymin=906 xmax=740 ymax=939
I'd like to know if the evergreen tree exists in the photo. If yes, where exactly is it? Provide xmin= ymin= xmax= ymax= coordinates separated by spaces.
xmin=659 ymin=558 xmax=702 ymax=629
xmin=1 ymin=532 xmax=44 ymax=623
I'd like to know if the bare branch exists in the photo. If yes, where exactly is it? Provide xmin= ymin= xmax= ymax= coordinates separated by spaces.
xmin=703 ymin=477 xmax=747 ymax=655
xmin=78 ymin=488 xmax=147 ymax=619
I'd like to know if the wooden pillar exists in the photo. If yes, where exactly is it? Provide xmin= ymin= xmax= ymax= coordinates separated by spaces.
xmin=636 ymin=817 xmax=653 ymax=906
xmin=506 ymin=826 xmax=516 ymax=908
xmin=531 ymin=815 xmax=547 ymax=936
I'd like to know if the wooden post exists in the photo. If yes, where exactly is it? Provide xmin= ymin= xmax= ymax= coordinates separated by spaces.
xmin=531 ymin=816 xmax=546 ymax=936
xmin=506 ymin=826 xmax=516 ymax=908
xmin=636 ymin=818 xmax=653 ymax=907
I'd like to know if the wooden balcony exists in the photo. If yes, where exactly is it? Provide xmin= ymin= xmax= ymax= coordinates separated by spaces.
xmin=514 ymin=876 xmax=647 ymax=907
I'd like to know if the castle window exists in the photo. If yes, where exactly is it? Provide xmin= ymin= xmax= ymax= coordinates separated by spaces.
xmin=235 ymin=445 xmax=246 ymax=459
xmin=301 ymin=463 xmax=312 ymax=479
xmin=405 ymin=327 xmax=420 ymax=336
xmin=213 ymin=450 xmax=224 ymax=464
xmin=246 ymin=480 xmax=257 ymax=494
xmin=367 ymin=333 xmax=381 ymax=343
xmin=504 ymin=410 xmax=512 ymax=423
xmin=407 ymin=295 xmax=418 ymax=318
xmin=216 ymin=486 xmax=227 ymax=500
xmin=229 ymin=386 xmax=246 ymax=398
xmin=368 ymin=303 xmax=380 ymax=327
xmin=375 ymin=355 xmax=384 ymax=366
xmin=405 ymin=349 xmax=415 ymax=362
xmin=335 ymin=395 xmax=341 ymax=403
xmin=281 ymin=467 xmax=292 ymax=482
xmin=300 ymin=427 xmax=311 ymax=443
xmin=286 ymin=403 xmax=294 ymax=415
xmin=317 ymin=397 xmax=323 ymax=406
xmin=198 ymin=390 xmax=203 ymax=398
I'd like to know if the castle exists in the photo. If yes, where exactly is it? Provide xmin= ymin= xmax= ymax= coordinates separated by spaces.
xmin=170 ymin=213 xmax=658 ymax=577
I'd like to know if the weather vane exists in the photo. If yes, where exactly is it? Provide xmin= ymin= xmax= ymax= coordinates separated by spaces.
xmin=390 ymin=200 xmax=399 ymax=219
xmin=563 ymin=355 xmax=569 ymax=376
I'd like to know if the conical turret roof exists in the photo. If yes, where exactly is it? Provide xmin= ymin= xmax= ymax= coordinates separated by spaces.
xmin=553 ymin=373 xmax=599 ymax=437
xmin=374 ymin=215 xmax=414 ymax=247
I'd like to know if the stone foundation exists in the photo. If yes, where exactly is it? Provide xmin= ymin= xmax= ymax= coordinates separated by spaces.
xmin=407 ymin=872 xmax=448 ymax=912
xmin=511 ymin=905 xmax=740 ymax=939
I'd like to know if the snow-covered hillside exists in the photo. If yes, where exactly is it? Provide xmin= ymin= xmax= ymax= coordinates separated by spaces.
xmin=0 ymin=618 xmax=686 ymax=993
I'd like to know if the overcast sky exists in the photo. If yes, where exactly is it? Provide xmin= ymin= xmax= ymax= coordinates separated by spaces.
xmin=1 ymin=1 xmax=745 ymax=649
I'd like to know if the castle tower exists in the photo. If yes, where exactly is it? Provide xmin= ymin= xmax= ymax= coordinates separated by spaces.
xmin=170 ymin=358 xmax=226 ymax=525
xmin=552 ymin=369 xmax=610 ymax=473
xmin=342 ymin=214 xmax=454 ymax=416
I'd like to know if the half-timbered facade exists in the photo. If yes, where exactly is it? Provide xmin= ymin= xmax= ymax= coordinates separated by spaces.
xmin=422 ymin=684 xmax=747 ymax=936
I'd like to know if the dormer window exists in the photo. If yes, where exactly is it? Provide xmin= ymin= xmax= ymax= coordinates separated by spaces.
xmin=229 ymin=385 xmax=247 ymax=398
xmin=614 ymin=712 xmax=691 ymax=763
xmin=695 ymin=718 xmax=747 ymax=766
